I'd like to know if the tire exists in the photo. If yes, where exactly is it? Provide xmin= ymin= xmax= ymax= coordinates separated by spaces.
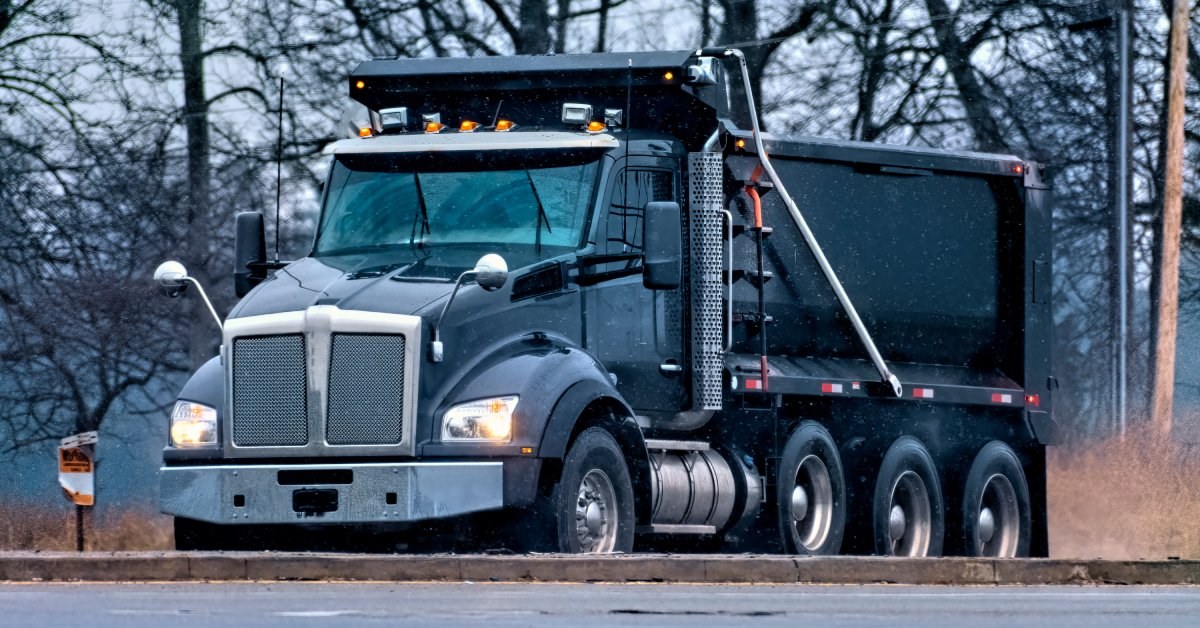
xmin=777 ymin=421 xmax=847 ymax=555
xmin=961 ymin=441 xmax=1031 ymax=557
xmin=548 ymin=427 xmax=636 ymax=553
xmin=872 ymin=436 xmax=944 ymax=557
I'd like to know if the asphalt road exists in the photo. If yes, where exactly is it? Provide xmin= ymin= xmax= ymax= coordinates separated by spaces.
xmin=0 ymin=583 xmax=1197 ymax=627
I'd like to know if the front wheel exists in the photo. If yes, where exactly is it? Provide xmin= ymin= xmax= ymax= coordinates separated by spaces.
xmin=549 ymin=427 xmax=636 ymax=553
xmin=777 ymin=421 xmax=847 ymax=555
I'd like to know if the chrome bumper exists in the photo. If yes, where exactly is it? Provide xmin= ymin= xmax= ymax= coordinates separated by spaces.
xmin=159 ymin=462 xmax=503 ymax=525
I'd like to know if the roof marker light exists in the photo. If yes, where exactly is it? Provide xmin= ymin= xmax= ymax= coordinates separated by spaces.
xmin=424 ymin=121 xmax=445 ymax=133
xmin=459 ymin=120 xmax=480 ymax=132
xmin=586 ymin=120 xmax=606 ymax=134
xmin=495 ymin=119 xmax=515 ymax=132
xmin=358 ymin=126 xmax=373 ymax=138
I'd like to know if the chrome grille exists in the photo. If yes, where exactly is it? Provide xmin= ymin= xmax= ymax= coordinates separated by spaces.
xmin=326 ymin=333 xmax=406 ymax=445
xmin=232 ymin=334 xmax=308 ymax=446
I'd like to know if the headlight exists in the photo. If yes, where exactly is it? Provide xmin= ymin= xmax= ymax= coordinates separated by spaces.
xmin=441 ymin=396 xmax=517 ymax=442
xmin=170 ymin=401 xmax=218 ymax=447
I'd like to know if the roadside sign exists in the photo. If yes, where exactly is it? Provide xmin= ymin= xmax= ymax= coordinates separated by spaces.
xmin=58 ymin=431 xmax=97 ymax=507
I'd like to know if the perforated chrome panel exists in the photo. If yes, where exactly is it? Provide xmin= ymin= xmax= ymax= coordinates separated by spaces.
xmin=232 ymin=335 xmax=308 ymax=446
xmin=688 ymin=152 xmax=725 ymax=410
xmin=326 ymin=333 xmax=406 ymax=445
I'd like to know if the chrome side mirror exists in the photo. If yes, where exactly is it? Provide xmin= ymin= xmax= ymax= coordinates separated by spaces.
xmin=154 ymin=260 xmax=190 ymax=298
xmin=430 ymin=253 xmax=509 ymax=362
xmin=473 ymin=253 xmax=509 ymax=292
xmin=152 ymin=260 xmax=223 ymax=332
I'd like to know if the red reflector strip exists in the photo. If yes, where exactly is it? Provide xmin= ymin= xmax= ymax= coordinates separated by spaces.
xmin=913 ymin=388 xmax=934 ymax=399
xmin=821 ymin=383 xmax=843 ymax=394
xmin=746 ymin=379 xmax=763 ymax=390
xmin=991 ymin=393 xmax=1013 ymax=404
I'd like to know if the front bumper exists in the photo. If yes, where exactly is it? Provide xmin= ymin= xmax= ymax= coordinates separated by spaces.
xmin=160 ymin=461 xmax=503 ymax=525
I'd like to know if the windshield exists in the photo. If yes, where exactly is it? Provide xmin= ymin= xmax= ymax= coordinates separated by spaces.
xmin=314 ymin=149 xmax=603 ymax=262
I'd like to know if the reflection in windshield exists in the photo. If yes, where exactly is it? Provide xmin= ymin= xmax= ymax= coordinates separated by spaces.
xmin=315 ymin=152 xmax=601 ymax=259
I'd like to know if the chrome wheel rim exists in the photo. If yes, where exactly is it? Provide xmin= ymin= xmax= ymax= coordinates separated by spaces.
xmin=976 ymin=473 xmax=1019 ymax=557
xmin=792 ymin=455 xmax=834 ymax=551
xmin=887 ymin=470 xmax=932 ymax=556
xmin=575 ymin=469 xmax=618 ymax=553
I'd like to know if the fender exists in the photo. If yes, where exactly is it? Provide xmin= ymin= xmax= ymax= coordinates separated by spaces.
xmin=421 ymin=334 xmax=616 ymax=457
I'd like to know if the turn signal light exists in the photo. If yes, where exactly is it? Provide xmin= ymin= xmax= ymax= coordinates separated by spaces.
xmin=459 ymin=120 xmax=480 ymax=132
xmin=358 ymin=126 xmax=372 ymax=138
xmin=425 ymin=121 xmax=445 ymax=133
xmin=735 ymin=139 xmax=746 ymax=149
xmin=586 ymin=120 xmax=606 ymax=133
xmin=664 ymin=71 xmax=674 ymax=80
xmin=354 ymin=80 xmax=365 ymax=89
xmin=495 ymin=119 xmax=515 ymax=132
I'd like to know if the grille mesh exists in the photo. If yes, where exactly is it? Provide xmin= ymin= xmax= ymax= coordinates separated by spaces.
xmin=688 ymin=152 xmax=725 ymax=410
xmin=326 ymin=333 xmax=406 ymax=445
xmin=232 ymin=334 xmax=308 ymax=446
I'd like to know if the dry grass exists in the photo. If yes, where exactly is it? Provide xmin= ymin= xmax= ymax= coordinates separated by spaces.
xmin=0 ymin=502 xmax=171 ymax=551
xmin=1048 ymin=425 xmax=1200 ymax=559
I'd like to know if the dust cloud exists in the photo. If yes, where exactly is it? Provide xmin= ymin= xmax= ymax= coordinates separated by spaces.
xmin=1047 ymin=425 xmax=1200 ymax=559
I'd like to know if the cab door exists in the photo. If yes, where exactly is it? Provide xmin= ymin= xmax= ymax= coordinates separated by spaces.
xmin=581 ymin=156 xmax=687 ymax=414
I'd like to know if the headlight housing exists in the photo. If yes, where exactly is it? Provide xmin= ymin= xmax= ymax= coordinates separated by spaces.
xmin=441 ymin=396 xmax=518 ymax=442
xmin=170 ymin=400 xmax=218 ymax=447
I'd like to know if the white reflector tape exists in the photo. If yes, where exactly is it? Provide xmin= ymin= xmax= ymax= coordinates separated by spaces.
xmin=913 ymin=388 xmax=934 ymax=399
xmin=991 ymin=393 xmax=1013 ymax=404
xmin=821 ymin=382 xmax=843 ymax=394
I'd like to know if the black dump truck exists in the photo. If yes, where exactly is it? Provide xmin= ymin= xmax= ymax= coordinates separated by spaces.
xmin=154 ymin=48 xmax=1056 ymax=557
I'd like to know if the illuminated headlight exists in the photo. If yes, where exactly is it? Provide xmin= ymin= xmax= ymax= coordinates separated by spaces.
xmin=170 ymin=401 xmax=217 ymax=447
xmin=441 ymin=396 xmax=518 ymax=442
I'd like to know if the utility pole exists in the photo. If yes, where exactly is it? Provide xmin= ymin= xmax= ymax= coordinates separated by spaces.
xmin=1151 ymin=0 xmax=1191 ymax=433
xmin=1068 ymin=0 xmax=1132 ymax=437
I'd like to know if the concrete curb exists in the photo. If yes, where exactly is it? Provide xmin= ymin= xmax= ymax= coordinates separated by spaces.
xmin=0 ymin=553 xmax=1196 ymax=585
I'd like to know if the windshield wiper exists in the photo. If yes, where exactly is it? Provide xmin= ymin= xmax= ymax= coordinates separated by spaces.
xmin=410 ymin=172 xmax=432 ymax=257
xmin=524 ymin=169 xmax=552 ymax=255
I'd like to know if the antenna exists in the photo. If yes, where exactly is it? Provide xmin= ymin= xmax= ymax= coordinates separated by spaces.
xmin=274 ymin=64 xmax=287 ymax=263
xmin=490 ymin=99 xmax=504 ymax=128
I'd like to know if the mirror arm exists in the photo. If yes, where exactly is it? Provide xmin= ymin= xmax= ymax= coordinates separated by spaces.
xmin=429 ymin=270 xmax=476 ymax=363
xmin=183 ymin=277 xmax=224 ymax=332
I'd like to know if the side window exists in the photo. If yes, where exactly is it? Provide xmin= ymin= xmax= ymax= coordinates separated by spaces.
xmin=605 ymin=169 xmax=674 ymax=255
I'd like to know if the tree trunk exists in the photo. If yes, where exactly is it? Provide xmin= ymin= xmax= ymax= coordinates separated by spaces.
xmin=517 ymin=0 xmax=551 ymax=54
xmin=923 ymin=0 xmax=1009 ymax=152
xmin=1150 ymin=0 xmax=1191 ymax=433
xmin=176 ymin=0 xmax=214 ymax=370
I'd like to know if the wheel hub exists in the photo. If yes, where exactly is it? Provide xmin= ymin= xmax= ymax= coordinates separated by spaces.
xmin=585 ymin=501 xmax=603 ymax=536
xmin=791 ymin=485 xmax=810 ymax=522
xmin=978 ymin=507 xmax=995 ymax=544
xmin=888 ymin=504 xmax=907 ymax=541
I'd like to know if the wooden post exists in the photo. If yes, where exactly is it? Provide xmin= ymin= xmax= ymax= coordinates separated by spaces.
xmin=1151 ymin=0 xmax=1192 ymax=433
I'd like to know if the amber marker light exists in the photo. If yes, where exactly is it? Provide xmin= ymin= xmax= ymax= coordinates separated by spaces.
xmin=495 ymin=119 xmax=515 ymax=131
xmin=424 ymin=121 xmax=445 ymax=133
xmin=459 ymin=120 xmax=480 ymax=132
xmin=735 ymin=139 xmax=746 ymax=149
xmin=586 ymin=120 xmax=606 ymax=133
xmin=664 ymin=71 xmax=674 ymax=80
xmin=358 ymin=126 xmax=373 ymax=138
xmin=354 ymin=80 xmax=365 ymax=89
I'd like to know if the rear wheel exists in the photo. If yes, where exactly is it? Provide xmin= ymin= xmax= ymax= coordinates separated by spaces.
xmin=872 ymin=436 xmax=944 ymax=557
xmin=548 ymin=427 xmax=635 ymax=553
xmin=777 ymin=421 xmax=846 ymax=555
xmin=962 ymin=441 xmax=1031 ymax=557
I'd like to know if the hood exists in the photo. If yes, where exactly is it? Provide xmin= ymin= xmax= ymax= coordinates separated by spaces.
xmin=228 ymin=254 xmax=468 ymax=319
